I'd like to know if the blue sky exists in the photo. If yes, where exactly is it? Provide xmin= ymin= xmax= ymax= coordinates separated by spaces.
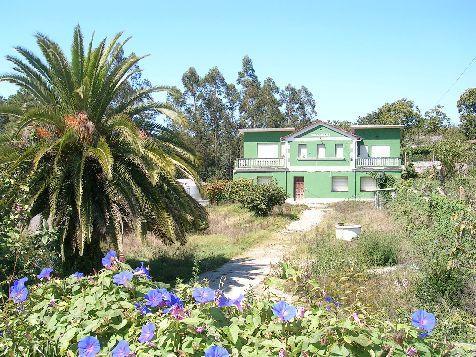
xmin=1 ymin=0 xmax=475 ymax=124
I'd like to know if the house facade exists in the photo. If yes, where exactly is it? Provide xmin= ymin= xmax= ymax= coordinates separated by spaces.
xmin=233 ymin=121 xmax=402 ymax=202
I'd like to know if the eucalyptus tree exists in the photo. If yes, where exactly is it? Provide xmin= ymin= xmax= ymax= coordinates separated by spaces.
xmin=0 ymin=26 xmax=207 ymax=264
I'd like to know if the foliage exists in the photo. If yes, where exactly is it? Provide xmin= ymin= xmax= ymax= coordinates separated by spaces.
xmin=355 ymin=233 xmax=398 ymax=267
xmin=204 ymin=179 xmax=286 ymax=216
xmin=357 ymin=98 xmax=422 ymax=129
xmin=0 ymin=261 xmax=465 ymax=356
xmin=401 ymin=163 xmax=418 ymax=180
xmin=391 ymin=179 xmax=476 ymax=308
xmin=0 ymin=26 xmax=207 ymax=266
xmin=169 ymin=56 xmax=317 ymax=180
xmin=422 ymin=105 xmax=450 ymax=134
xmin=457 ymin=88 xmax=476 ymax=139
xmin=432 ymin=130 xmax=472 ymax=177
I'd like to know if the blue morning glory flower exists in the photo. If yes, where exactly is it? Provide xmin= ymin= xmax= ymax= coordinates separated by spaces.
xmin=192 ymin=287 xmax=215 ymax=303
xmin=324 ymin=296 xmax=333 ymax=303
xmin=272 ymin=301 xmax=298 ymax=322
xmin=204 ymin=345 xmax=230 ymax=357
xmin=138 ymin=322 xmax=155 ymax=343
xmin=101 ymin=250 xmax=117 ymax=268
xmin=411 ymin=310 xmax=436 ymax=333
xmin=71 ymin=272 xmax=84 ymax=279
xmin=134 ymin=302 xmax=151 ymax=315
xmin=144 ymin=288 xmax=170 ymax=307
xmin=217 ymin=292 xmax=244 ymax=311
xmin=37 ymin=267 xmax=53 ymax=280
xmin=111 ymin=340 xmax=130 ymax=357
xmin=78 ymin=336 xmax=100 ymax=357
xmin=9 ymin=277 xmax=28 ymax=303
xmin=113 ymin=271 xmax=133 ymax=286
xmin=133 ymin=262 xmax=151 ymax=279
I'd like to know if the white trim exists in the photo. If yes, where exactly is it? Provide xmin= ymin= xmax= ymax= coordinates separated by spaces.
xmin=351 ymin=125 xmax=404 ymax=129
xmin=284 ymin=121 xmax=359 ymax=140
xmin=287 ymin=137 xmax=353 ymax=142
xmin=239 ymin=127 xmax=294 ymax=133
xmin=287 ymin=166 xmax=354 ymax=172
xmin=285 ymin=197 xmax=374 ymax=204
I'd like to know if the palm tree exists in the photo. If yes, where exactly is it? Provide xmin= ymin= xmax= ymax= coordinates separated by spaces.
xmin=0 ymin=26 xmax=208 ymax=264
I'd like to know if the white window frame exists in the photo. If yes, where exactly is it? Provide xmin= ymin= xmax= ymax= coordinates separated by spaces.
xmin=317 ymin=144 xmax=326 ymax=158
xmin=257 ymin=143 xmax=279 ymax=158
xmin=332 ymin=176 xmax=348 ymax=192
xmin=257 ymin=176 xmax=273 ymax=185
xmin=360 ymin=176 xmax=377 ymax=192
xmin=335 ymin=144 xmax=344 ymax=159
xmin=298 ymin=144 xmax=308 ymax=159
xmin=371 ymin=145 xmax=390 ymax=158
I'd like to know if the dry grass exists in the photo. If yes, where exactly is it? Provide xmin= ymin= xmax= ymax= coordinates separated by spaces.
xmin=124 ymin=203 xmax=303 ymax=284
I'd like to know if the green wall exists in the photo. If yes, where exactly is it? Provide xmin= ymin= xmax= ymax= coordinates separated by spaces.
xmin=354 ymin=128 xmax=401 ymax=158
xmin=289 ymin=140 xmax=351 ymax=167
xmin=242 ymin=131 xmax=293 ymax=158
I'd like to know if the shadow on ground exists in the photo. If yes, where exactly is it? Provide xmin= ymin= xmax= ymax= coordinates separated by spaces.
xmin=127 ymin=253 xmax=230 ymax=285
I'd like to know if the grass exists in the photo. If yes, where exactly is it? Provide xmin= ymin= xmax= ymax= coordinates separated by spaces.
xmin=125 ymin=203 xmax=303 ymax=284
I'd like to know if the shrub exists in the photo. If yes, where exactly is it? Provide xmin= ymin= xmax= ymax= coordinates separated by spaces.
xmin=1 ymin=257 xmax=466 ymax=355
xmin=356 ymin=233 xmax=399 ymax=267
xmin=224 ymin=179 xmax=254 ymax=203
xmin=238 ymin=182 xmax=286 ymax=216
xmin=203 ymin=180 xmax=229 ymax=204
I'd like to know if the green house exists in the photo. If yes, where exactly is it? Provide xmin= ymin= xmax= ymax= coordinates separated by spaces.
xmin=233 ymin=121 xmax=402 ymax=202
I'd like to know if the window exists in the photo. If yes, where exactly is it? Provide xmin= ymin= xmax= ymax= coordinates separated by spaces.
xmin=360 ymin=177 xmax=377 ymax=192
xmin=257 ymin=143 xmax=279 ymax=158
xmin=298 ymin=144 xmax=308 ymax=159
xmin=332 ymin=176 xmax=348 ymax=192
xmin=317 ymin=144 xmax=326 ymax=158
xmin=257 ymin=176 xmax=273 ymax=185
xmin=371 ymin=145 xmax=390 ymax=158
xmin=335 ymin=144 xmax=344 ymax=159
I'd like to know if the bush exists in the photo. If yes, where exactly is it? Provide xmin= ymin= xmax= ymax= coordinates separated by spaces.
xmin=356 ymin=233 xmax=399 ymax=267
xmin=1 ymin=258 xmax=466 ymax=355
xmin=204 ymin=179 xmax=287 ymax=216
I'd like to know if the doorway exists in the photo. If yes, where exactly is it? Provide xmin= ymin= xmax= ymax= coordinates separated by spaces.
xmin=294 ymin=176 xmax=304 ymax=201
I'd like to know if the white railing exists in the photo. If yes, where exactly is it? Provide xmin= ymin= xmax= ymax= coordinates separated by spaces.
xmin=356 ymin=157 xmax=401 ymax=167
xmin=235 ymin=158 xmax=285 ymax=169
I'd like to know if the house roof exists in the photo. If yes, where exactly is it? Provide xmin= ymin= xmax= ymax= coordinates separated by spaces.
xmin=281 ymin=120 xmax=361 ymax=140
xmin=351 ymin=124 xmax=404 ymax=129
xmin=238 ymin=127 xmax=295 ymax=134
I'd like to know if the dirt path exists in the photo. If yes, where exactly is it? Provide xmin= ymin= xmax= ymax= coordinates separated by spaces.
xmin=199 ymin=205 xmax=328 ymax=297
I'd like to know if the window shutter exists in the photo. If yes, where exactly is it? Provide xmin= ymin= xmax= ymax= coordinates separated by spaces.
xmin=332 ymin=176 xmax=348 ymax=192
xmin=360 ymin=177 xmax=377 ymax=192
xmin=317 ymin=144 xmax=326 ymax=158
xmin=335 ymin=144 xmax=344 ymax=158
xmin=257 ymin=143 xmax=279 ymax=158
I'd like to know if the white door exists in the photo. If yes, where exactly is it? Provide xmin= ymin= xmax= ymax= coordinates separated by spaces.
xmin=317 ymin=144 xmax=326 ymax=158
xmin=257 ymin=143 xmax=279 ymax=158
xmin=371 ymin=145 xmax=390 ymax=158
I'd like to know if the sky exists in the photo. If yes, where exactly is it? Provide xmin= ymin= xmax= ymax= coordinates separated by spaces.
xmin=1 ymin=0 xmax=475 ymax=124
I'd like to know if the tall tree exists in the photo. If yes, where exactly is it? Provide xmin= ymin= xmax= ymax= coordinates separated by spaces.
xmin=259 ymin=78 xmax=284 ymax=127
xmin=280 ymin=84 xmax=316 ymax=127
xmin=357 ymin=98 xmax=422 ymax=129
xmin=237 ymin=55 xmax=262 ymax=127
xmin=0 ymin=26 xmax=207 ymax=265
xmin=422 ymin=105 xmax=450 ymax=134
xmin=457 ymin=88 xmax=476 ymax=139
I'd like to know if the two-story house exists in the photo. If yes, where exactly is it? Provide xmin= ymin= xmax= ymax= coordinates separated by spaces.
xmin=233 ymin=121 xmax=402 ymax=202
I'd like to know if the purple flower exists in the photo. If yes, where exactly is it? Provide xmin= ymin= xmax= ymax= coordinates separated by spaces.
xmin=278 ymin=348 xmax=287 ymax=357
xmin=9 ymin=277 xmax=28 ymax=303
xmin=324 ymin=296 xmax=333 ymax=303
xmin=134 ymin=302 xmax=151 ymax=315
xmin=272 ymin=301 xmax=297 ymax=322
xmin=138 ymin=322 xmax=155 ymax=343
xmin=411 ymin=310 xmax=436 ymax=333
xmin=37 ymin=267 xmax=53 ymax=280
xmin=144 ymin=288 xmax=170 ymax=307
xmin=204 ymin=345 xmax=229 ymax=357
xmin=196 ymin=326 xmax=205 ymax=333
xmin=112 ymin=340 xmax=130 ymax=357
xmin=192 ymin=287 xmax=215 ymax=303
xmin=71 ymin=272 xmax=84 ymax=279
xmin=168 ymin=304 xmax=187 ymax=320
xmin=113 ymin=271 xmax=133 ymax=286
xmin=102 ymin=250 xmax=117 ymax=268
xmin=78 ymin=336 xmax=100 ymax=357
xmin=133 ymin=262 xmax=151 ymax=279
xmin=406 ymin=346 xmax=418 ymax=356
xmin=217 ymin=292 xmax=244 ymax=311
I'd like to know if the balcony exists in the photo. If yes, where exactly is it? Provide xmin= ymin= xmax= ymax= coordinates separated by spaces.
xmin=356 ymin=157 xmax=401 ymax=168
xmin=234 ymin=158 xmax=286 ymax=170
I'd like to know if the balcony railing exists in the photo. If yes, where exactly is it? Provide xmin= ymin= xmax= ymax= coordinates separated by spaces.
xmin=235 ymin=158 xmax=285 ymax=169
xmin=356 ymin=157 xmax=401 ymax=167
